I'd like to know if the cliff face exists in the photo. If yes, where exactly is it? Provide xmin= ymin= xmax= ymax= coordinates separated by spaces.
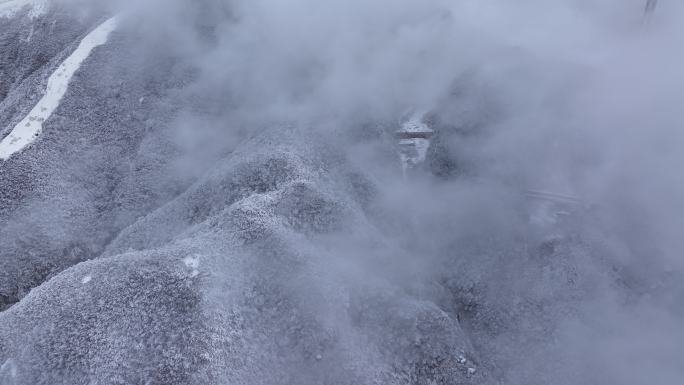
xmin=1 ymin=1 xmax=683 ymax=384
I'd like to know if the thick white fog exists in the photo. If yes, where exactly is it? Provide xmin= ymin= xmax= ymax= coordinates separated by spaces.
xmin=115 ymin=0 xmax=684 ymax=383
xmin=2 ymin=0 xmax=683 ymax=383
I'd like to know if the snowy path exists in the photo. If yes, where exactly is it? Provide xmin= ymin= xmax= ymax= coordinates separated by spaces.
xmin=0 ymin=16 xmax=118 ymax=160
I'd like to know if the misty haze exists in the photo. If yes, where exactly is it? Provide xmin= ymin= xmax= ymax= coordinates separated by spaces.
xmin=0 ymin=0 xmax=682 ymax=384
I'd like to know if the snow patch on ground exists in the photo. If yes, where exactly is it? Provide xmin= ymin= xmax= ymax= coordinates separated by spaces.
xmin=81 ymin=275 xmax=92 ymax=284
xmin=183 ymin=256 xmax=200 ymax=278
xmin=0 ymin=358 xmax=17 ymax=379
xmin=0 ymin=16 xmax=119 ymax=160
xmin=0 ymin=0 xmax=47 ymax=19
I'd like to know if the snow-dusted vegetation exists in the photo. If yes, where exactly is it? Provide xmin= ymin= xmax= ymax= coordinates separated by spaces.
xmin=0 ymin=1 xmax=682 ymax=384
xmin=0 ymin=0 xmax=47 ymax=19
